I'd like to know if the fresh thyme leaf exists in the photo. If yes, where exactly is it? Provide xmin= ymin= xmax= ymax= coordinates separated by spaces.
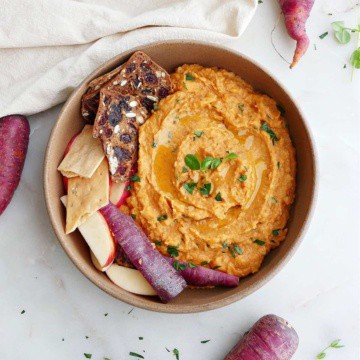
xmin=201 ymin=156 xmax=214 ymax=170
xmin=271 ymin=196 xmax=278 ymax=204
xmin=331 ymin=21 xmax=345 ymax=32
xmin=126 ymin=185 xmax=132 ymax=191
xmin=260 ymin=122 xmax=279 ymax=144
xmin=154 ymin=240 xmax=162 ymax=246
xmin=316 ymin=353 xmax=326 ymax=359
xmin=254 ymin=239 xmax=265 ymax=246
xmin=157 ymin=214 xmax=168 ymax=222
xmin=330 ymin=339 xmax=345 ymax=348
xmin=129 ymin=352 xmax=144 ymax=359
xmin=237 ymin=174 xmax=247 ymax=182
xmin=186 ymin=73 xmax=195 ymax=81
xmin=188 ymin=262 xmax=197 ymax=268
xmin=229 ymin=246 xmax=236 ymax=258
xmin=139 ymin=337 xmax=143 ymax=340
xmin=351 ymin=48 xmax=360 ymax=69
xmin=319 ymin=32 xmax=328 ymax=39
xmin=182 ymin=166 xmax=188 ymax=173
xmin=183 ymin=182 xmax=197 ymax=194
xmin=316 ymin=339 xmax=345 ymax=359
xmin=233 ymin=244 xmax=243 ymax=255
xmin=258 ymin=0 xmax=263 ymax=3
xmin=167 ymin=244 xmax=179 ymax=257
xmin=173 ymin=348 xmax=180 ymax=360
xmin=272 ymin=229 xmax=280 ymax=236
xmin=104 ymin=357 xmax=110 ymax=360
xmin=201 ymin=261 xmax=209 ymax=266
xmin=335 ymin=29 xmax=351 ymax=44
xmin=104 ymin=313 xmax=108 ymax=316
xmin=130 ymin=175 xmax=140 ymax=182
xmin=215 ymin=192 xmax=222 ymax=202
xmin=210 ymin=157 xmax=222 ymax=170
xmin=21 ymin=310 xmax=25 ymax=314
xmin=173 ymin=260 xmax=180 ymax=271
xmin=185 ymin=154 xmax=201 ymax=170
xmin=224 ymin=153 xmax=238 ymax=161
xmin=277 ymin=161 xmax=280 ymax=169
xmin=201 ymin=340 xmax=211 ymax=343
xmin=194 ymin=130 xmax=203 ymax=137
xmin=200 ymin=183 xmax=212 ymax=195
xmin=222 ymin=242 xmax=228 ymax=249
xmin=179 ymin=263 xmax=187 ymax=271
xmin=84 ymin=354 xmax=92 ymax=359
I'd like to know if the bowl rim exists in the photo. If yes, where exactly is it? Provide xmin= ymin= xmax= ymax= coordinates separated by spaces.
xmin=44 ymin=39 xmax=319 ymax=313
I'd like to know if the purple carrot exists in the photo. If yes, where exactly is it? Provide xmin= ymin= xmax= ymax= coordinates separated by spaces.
xmin=0 ymin=115 xmax=30 ymax=216
xmin=165 ymin=257 xmax=239 ymax=287
xmin=100 ymin=203 xmax=186 ymax=303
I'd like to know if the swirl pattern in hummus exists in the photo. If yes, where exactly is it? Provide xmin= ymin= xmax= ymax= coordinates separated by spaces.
xmin=125 ymin=64 xmax=296 ymax=277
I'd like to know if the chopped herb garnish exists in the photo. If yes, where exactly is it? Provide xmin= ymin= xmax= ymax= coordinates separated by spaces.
xmin=154 ymin=240 xmax=162 ymax=246
xmin=183 ymin=81 xmax=188 ymax=89
xmin=222 ymin=242 xmax=228 ymax=249
xmin=165 ymin=348 xmax=170 ymax=352
xmin=130 ymin=175 xmax=140 ymax=182
xmin=152 ymin=142 xmax=157 ymax=148
xmin=238 ymin=104 xmax=245 ymax=112
xmin=126 ymin=185 xmax=132 ymax=191
xmin=84 ymin=354 xmax=92 ymax=359
xmin=270 ymin=196 xmax=278 ymax=204
xmin=131 ymin=214 xmax=136 ymax=219
xmin=200 ymin=156 xmax=214 ymax=170
xmin=104 ymin=358 xmax=110 ymax=360
xmin=21 ymin=310 xmax=25 ymax=314
xmin=233 ymin=244 xmax=243 ymax=255
xmin=183 ymin=182 xmax=197 ymax=194
xmin=229 ymin=246 xmax=236 ymax=258
xmin=157 ymin=214 xmax=168 ymax=222
xmin=194 ymin=130 xmax=203 ymax=137
xmin=319 ymin=31 xmax=328 ymax=39
xmin=139 ymin=337 xmax=143 ymax=340
xmin=173 ymin=260 xmax=180 ymax=270
xmin=188 ymin=262 xmax=197 ymax=268
xmin=201 ymin=340 xmax=211 ymax=344
xmin=211 ymin=266 xmax=221 ymax=270
xmin=201 ymin=261 xmax=209 ymax=266
xmin=200 ymin=183 xmax=212 ymax=195
xmin=167 ymin=244 xmax=179 ymax=258
xmin=277 ymin=161 xmax=280 ymax=169
xmin=185 ymin=154 xmax=201 ymax=170
xmin=179 ymin=263 xmax=187 ymax=271
xmin=316 ymin=339 xmax=345 ymax=359
xmin=172 ymin=348 xmax=180 ymax=360
xmin=258 ymin=0 xmax=263 ymax=3
xmin=210 ymin=157 xmax=222 ymax=170
xmin=224 ymin=152 xmax=238 ymax=161
xmin=128 ymin=308 xmax=134 ymax=315
xmin=182 ymin=166 xmax=188 ymax=173
xmin=129 ymin=352 xmax=144 ymax=359
xmin=85 ymin=336 xmax=89 ymax=339
xmin=104 ymin=313 xmax=108 ymax=316
xmin=237 ymin=175 xmax=247 ymax=182
xmin=254 ymin=239 xmax=265 ymax=246
xmin=153 ymin=104 xmax=158 ymax=111
xmin=215 ymin=192 xmax=222 ymax=202
xmin=272 ymin=229 xmax=280 ymax=236
xmin=186 ymin=73 xmax=195 ymax=81
xmin=260 ymin=122 xmax=279 ymax=145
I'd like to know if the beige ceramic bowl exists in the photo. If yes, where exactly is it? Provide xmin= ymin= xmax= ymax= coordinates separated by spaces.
xmin=44 ymin=41 xmax=317 ymax=313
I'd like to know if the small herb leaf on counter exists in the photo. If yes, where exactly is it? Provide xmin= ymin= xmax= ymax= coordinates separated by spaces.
xmin=84 ymin=354 xmax=92 ymax=359
xmin=201 ymin=340 xmax=211 ymax=344
xmin=173 ymin=348 xmax=180 ymax=360
xmin=185 ymin=154 xmax=200 ymax=170
xmin=316 ymin=339 xmax=344 ymax=359
xmin=319 ymin=31 xmax=328 ymax=39
xmin=129 ymin=352 xmax=144 ymax=359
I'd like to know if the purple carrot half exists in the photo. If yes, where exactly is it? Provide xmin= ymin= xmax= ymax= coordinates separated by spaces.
xmin=224 ymin=314 xmax=299 ymax=360
xmin=0 ymin=115 xmax=30 ymax=216
xmin=100 ymin=203 xmax=187 ymax=303
xmin=165 ymin=257 xmax=239 ymax=287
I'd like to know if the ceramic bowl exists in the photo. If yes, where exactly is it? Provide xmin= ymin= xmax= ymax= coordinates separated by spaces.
xmin=44 ymin=41 xmax=317 ymax=313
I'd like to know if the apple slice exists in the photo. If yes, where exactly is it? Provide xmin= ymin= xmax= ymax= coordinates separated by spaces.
xmin=109 ymin=180 xmax=131 ymax=207
xmin=106 ymin=263 xmax=157 ymax=296
xmin=60 ymin=196 xmax=115 ymax=268
xmin=91 ymin=250 xmax=112 ymax=272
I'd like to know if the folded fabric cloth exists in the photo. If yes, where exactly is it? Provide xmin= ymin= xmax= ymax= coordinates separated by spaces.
xmin=0 ymin=0 xmax=257 ymax=117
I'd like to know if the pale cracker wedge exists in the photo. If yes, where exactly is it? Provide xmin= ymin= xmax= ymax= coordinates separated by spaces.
xmin=58 ymin=125 xmax=105 ymax=178
xmin=65 ymin=159 xmax=109 ymax=234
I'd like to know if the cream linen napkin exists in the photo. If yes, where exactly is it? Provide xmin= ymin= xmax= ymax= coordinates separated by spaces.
xmin=0 ymin=0 xmax=257 ymax=117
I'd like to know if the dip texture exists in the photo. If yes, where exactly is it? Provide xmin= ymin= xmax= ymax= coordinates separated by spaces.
xmin=125 ymin=64 xmax=296 ymax=277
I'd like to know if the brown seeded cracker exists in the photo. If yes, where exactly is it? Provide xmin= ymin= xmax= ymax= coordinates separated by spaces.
xmin=92 ymin=51 xmax=172 ymax=182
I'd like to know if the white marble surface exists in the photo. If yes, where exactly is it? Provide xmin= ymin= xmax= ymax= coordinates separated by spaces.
xmin=0 ymin=1 xmax=359 ymax=359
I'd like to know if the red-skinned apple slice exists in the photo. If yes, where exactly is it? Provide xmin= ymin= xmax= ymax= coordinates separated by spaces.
xmin=91 ymin=250 xmax=112 ymax=272
xmin=106 ymin=263 xmax=157 ymax=296
xmin=61 ymin=132 xmax=81 ymax=192
xmin=109 ymin=180 xmax=131 ymax=207
xmin=60 ymin=196 xmax=115 ymax=268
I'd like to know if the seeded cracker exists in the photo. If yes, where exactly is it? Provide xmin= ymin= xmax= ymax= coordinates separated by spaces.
xmin=91 ymin=51 xmax=172 ymax=182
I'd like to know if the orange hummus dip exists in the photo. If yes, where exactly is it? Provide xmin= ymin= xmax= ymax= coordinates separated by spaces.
xmin=125 ymin=64 xmax=296 ymax=277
